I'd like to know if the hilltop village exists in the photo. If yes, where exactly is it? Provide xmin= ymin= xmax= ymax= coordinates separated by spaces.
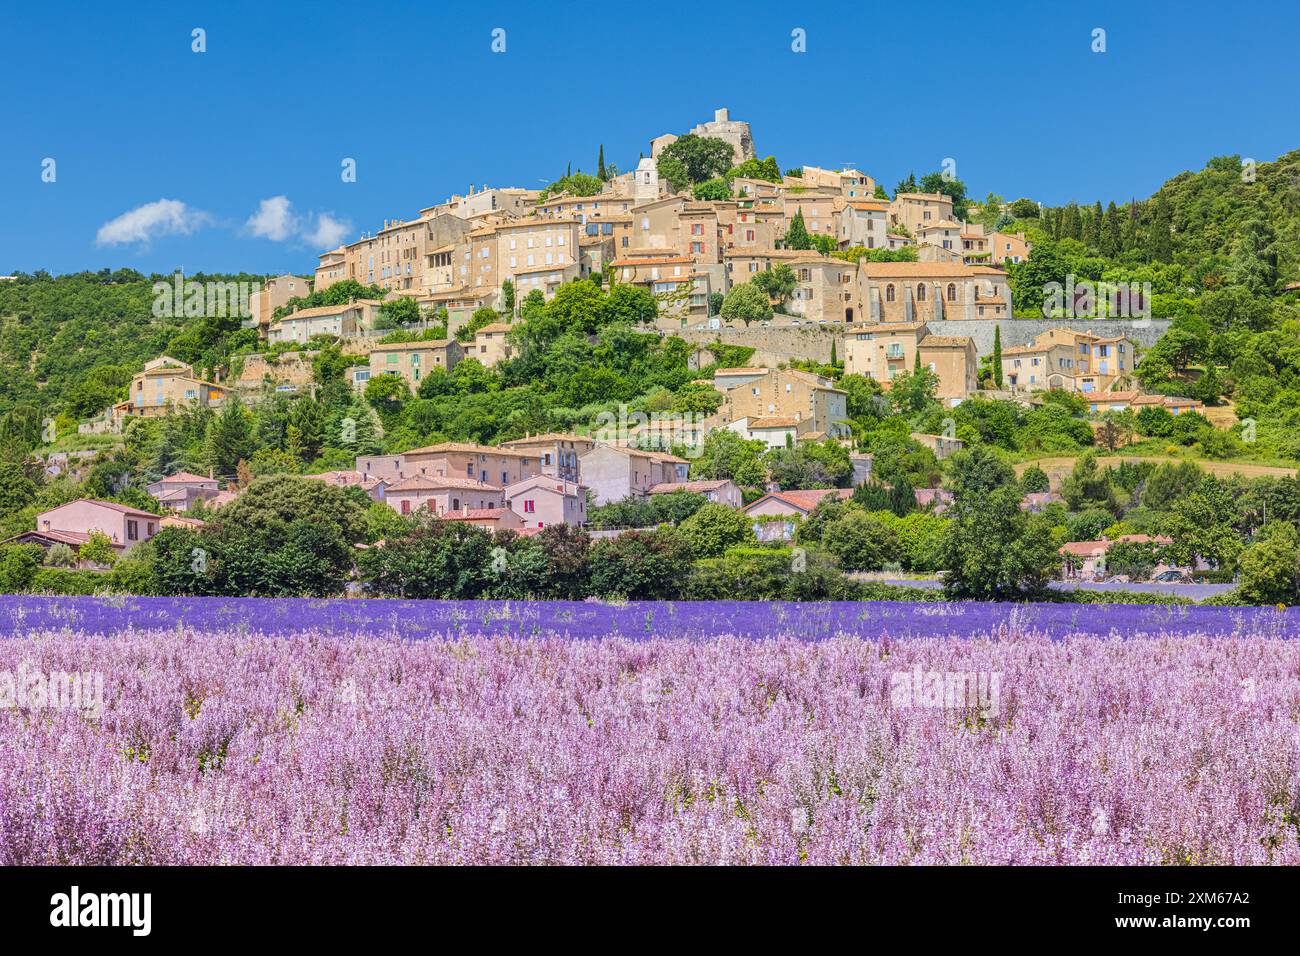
xmin=5 ymin=106 xmax=1295 ymax=602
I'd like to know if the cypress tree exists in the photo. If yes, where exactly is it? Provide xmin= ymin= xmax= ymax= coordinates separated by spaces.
xmin=1101 ymin=201 xmax=1122 ymax=258
xmin=784 ymin=209 xmax=812 ymax=250
xmin=1146 ymin=196 xmax=1173 ymax=263
xmin=992 ymin=325 xmax=1003 ymax=388
xmin=1083 ymin=200 xmax=1103 ymax=250
xmin=890 ymin=477 xmax=916 ymax=517
xmin=598 ymin=144 xmax=607 ymax=181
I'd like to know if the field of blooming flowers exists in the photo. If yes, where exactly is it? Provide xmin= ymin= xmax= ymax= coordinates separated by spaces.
xmin=1 ymin=597 xmax=1298 ymax=865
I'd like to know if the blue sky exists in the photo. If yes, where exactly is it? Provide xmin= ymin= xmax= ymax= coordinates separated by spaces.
xmin=2 ymin=0 xmax=1296 ymax=277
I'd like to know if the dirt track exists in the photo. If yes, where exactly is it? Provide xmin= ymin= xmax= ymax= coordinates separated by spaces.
xmin=1015 ymin=455 xmax=1297 ymax=484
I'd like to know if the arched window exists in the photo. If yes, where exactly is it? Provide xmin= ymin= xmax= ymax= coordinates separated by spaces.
xmin=916 ymin=284 xmax=926 ymax=302
xmin=947 ymin=283 xmax=957 ymax=301
xmin=885 ymin=284 xmax=896 ymax=303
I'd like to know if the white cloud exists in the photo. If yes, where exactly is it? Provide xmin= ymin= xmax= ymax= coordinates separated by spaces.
xmin=303 ymin=213 xmax=350 ymax=249
xmin=245 ymin=195 xmax=299 ymax=241
xmin=243 ymin=197 xmax=350 ymax=249
xmin=95 ymin=199 xmax=211 ymax=246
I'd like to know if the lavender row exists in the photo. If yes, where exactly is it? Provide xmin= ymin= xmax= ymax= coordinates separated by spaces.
xmin=0 ymin=595 xmax=1296 ymax=641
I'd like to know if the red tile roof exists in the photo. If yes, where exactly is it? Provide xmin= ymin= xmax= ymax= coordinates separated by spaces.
xmin=744 ymin=488 xmax=852 ymax=514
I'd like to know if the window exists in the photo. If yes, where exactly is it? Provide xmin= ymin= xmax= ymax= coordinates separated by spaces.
xmin=400 ymin=500 xmax=410 ymax=515
xmin=916 ymin=284 xmax=926 ymax=302
xmin=885 ymin=284 xmax=896 ymax=302
xmin=127 ymin=520 xmax=138 ymax=541
xmin=524 ymin=500 xmax=535 ymax=513
xmin=946 ymin=283 xmax=957 ymax=301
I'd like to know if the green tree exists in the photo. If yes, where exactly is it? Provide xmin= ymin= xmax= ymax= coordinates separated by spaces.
xmin=822 ymin=510 xmax=901 ymax=571
xmin=1237 ymin=522 xmax=1300 ymax=605
xmin=0 ymin=544 xmax=43 ymax=592
xmin=364 ymin=373 xmax=411 ymax=428
xmin=719 ymin=282 xmax=773 ymax=325
xmin=940 ymin=485 xmax=1059 ymax=598
xmin=691 ymin=429 xmax=767 ymax=487
xmin=78 ymin=530 xmax=117 ymax=567
xmin=677 ymin=503 xmax=756 ymax=558
xmin=587 ymin=528 xmax=694 ymax=599
xmin=991 ymin=325 xmax=1003 ymax=387
xmin=750 ymin=265 xmax=796 ymax=307
xmin=783 ymin=210 xmax=813 ymax=250
xmin=204 ymin=398 xmax=258 ymax=480
xmin=692 ymin=178 xmax=731 ymax=201
xmin=657 ymin=134 xmax=735 ymax=185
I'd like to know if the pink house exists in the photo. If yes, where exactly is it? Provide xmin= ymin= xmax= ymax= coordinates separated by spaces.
xmin=1059 ymin=534 xmax=1174 ymax=580
xmin=505 ymin=475 xmax=587 ymax=529
xmin=304 ymin=470 xmax=388 ymax=502
xmin=742 ymin=488 xmax=854 ymax=541
xmin=648 ymin=479 xmax=743 ymax=509
xmin=15 ymin=499 xmax=161 ymax=552
xmin=385 ymin=475 xmax=504 ymax=516
xmin=146 ymin=471 xmax=220 ymax=512
xmin=440 ymin=508 xmax=525 ymax=532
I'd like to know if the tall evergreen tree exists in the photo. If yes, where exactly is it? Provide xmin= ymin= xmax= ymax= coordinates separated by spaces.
xmin=889 ymin=477 xmax=916 ymax=518
xmin=1231 ymin=217 xmax=1279 ymax=295
xmin=1101 ymin=201 xmax=1122 ymax=258
xmin=1061 ymin=203 xmax=1083 ymax=240
xmin=1146 ymin=196 xmax=1174 ymax=263
xmin=205 ymin=398 xmax=258 ymax=480
xmin=1083 ymin=200 xmax=1103 ymax=249
xmin=1120 ymin=200 xmax=1140 ymax=252
xmin=597 ymin=144 xmax=607 ymax=181
xmin=784 ymin=209 xmax=812 ymax=250
xmin=992 ymin=325 xmax=1003 ymax=388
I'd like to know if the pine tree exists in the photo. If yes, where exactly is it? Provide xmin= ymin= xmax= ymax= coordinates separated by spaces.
xmin=597 ymin=145 xmax=607 ymax=181
xmin=1231 ymin=217 xmax=1278 ymax=295
xmin=205 ymin=399 xmax=257 ymax=480
xmin=1146 ymin=196 xmax=1174 ymax=263
xmin=830 ymin=339 xmax=838 ymax=365
xmin=889 ymin=477 xmax=916 ymax=518
xmin=992 ymin=325 xmax=1003 ymax=388
xmin=1101 ymin=201 xmax=1122 ymax=258
xmin=1061 ymin=203 xmax=1082 ymax=240
xmin=784 ymin=209 xmax=812 ymax=250
xmin=1083 ymin=201 xmax=1103 ymax=250
xmin=1120 ymin=200 xmax=1140 ymax=253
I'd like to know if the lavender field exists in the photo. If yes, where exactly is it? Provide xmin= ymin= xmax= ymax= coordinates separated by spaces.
xmin=2 ymin=598 xmax=1298 ymax=865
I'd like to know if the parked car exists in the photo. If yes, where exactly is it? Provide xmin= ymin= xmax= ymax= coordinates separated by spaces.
xmin=1152 ymin=569 xmax=1193 ymax=583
